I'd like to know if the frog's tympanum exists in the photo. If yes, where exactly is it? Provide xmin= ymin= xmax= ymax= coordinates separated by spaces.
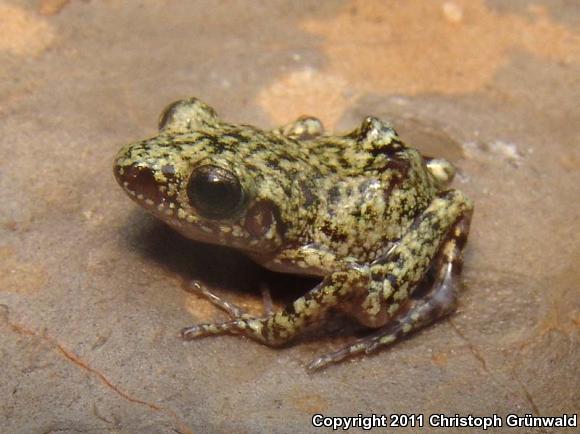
xmin=114 ymin=98 xmax=473 ymax=370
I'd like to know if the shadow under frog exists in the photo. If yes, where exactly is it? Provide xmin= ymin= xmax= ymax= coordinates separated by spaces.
xmin=114 ymin=97 xmax=473 ymax=370
xmin=119 ymin=207 xmax=317 ymax=310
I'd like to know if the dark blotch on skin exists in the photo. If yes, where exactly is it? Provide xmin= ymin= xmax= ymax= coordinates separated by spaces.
xmin=299 ymin=180 xmax=316 ymax=208
xmin=327 ymin=186 xmax=341 ymax=205
xmin=358 ymin=178 xmax=374 ymax=195
xmin=222 ymin=132 xmax=250 ymax=144
xmin=161 ymin=164 xmax=176 ymax=178
xmin=385 ymin=157 xmax=410 ymax=175
xmin=320 ymin=222 xmax=347 ymax=243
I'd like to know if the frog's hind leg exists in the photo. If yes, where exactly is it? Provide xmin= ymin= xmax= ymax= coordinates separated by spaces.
xmin=273 ymin=116 xmax=324 ymax=140
xmin=307 ymin=210 xmax=472 ymax=371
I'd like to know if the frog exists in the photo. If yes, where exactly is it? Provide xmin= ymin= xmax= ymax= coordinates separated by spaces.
xmin=114 ymin=97 xmax=474 ymax=370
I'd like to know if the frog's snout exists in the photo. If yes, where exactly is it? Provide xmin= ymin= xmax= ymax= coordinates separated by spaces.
xmin=114 ymin=161 xmax=166 ymax=206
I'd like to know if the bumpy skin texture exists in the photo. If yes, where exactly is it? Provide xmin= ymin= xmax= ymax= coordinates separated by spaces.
xmin=114 ymin=97 xmax=474 ymax=370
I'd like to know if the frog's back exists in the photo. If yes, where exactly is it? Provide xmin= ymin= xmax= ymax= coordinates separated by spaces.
xmin=294 ymin=120 xmax=447 ymax=262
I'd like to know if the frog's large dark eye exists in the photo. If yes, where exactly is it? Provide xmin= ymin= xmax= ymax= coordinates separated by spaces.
xmin=187 ymin=165 xmax=243 ymax=219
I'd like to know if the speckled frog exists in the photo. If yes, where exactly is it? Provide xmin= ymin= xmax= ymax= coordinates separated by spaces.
xmin=114 ymin=97 xmax=473 ymax=370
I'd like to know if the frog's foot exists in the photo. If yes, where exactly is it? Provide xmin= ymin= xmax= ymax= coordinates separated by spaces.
xmin=424 ymin=157 xmax=456 ymax=187
xmin=186 ymin=280 xmax=247 ymax=318
xmin=186 ymin=279 xmax=275 ymax=319
xmin=182 ymin=281 xmax=289 ymax=341
xmin=307 ymin=263 xmax=458 ymax=370
xmin=181 ymin=264 xmax=370 ymax=346
xmin=307 ymin=210 xmax=472 ymax=371
xmin=273 ymin=116 xmax=324 ymax=140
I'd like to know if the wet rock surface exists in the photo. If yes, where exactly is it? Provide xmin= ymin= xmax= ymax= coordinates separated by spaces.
xmin=1 ymin=1 xmax=578 ymax=433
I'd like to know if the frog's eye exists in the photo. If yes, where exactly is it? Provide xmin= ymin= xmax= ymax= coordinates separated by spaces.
xmin=158 ymin=97 xmax=219 ymax=132
xmin=187 ymin=165 xmax=244 ymax=219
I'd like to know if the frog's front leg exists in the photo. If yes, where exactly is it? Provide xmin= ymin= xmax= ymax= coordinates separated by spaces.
xmin=187 ymin=280 xmax=275 ymax=318
xmin=181 ymin=263 xmax=371 ymax=346
xmin=187 ymin=281 xmax=248 ymax=318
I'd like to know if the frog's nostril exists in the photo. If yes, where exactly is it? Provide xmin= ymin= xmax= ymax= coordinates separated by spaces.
xmin=115 ymin=163 xmax=164 ymax=205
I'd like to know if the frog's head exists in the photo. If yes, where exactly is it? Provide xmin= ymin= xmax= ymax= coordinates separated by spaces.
xmin=114 ymin=98 xmax=288 ymax=254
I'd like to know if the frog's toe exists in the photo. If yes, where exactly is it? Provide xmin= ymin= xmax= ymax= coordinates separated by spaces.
xmin=180 ymin=320 xmax=236 ymax=339
xmin=187 ymin=280 xmax=247 ymax=319
xmin=181 ymin=324 xmax=208 ymax=340
xmin=306 ymin=342 xmax=367 ymax=371
xmin=306 ymin=353 xmax=339 ymax=372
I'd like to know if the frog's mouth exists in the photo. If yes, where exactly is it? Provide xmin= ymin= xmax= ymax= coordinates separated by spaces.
xmin=115 ymin=162 xmax=166 ymax=205
xmin=115 ymin=160 xmax=219 ymax=243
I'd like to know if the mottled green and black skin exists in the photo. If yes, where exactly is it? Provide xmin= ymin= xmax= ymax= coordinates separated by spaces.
xmin=114 ymin=97 xmax=473 ymax=370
